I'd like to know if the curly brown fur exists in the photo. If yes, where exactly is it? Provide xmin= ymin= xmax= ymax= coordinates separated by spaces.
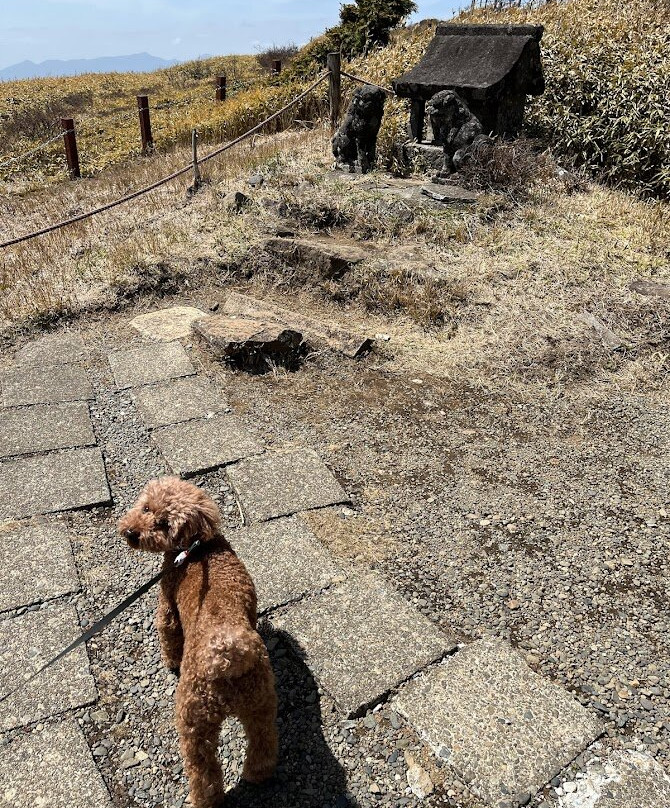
xmin=119 ymin=477 xmax=278 ymax=808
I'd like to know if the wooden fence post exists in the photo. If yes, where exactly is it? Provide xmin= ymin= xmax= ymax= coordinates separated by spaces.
xmin=327 ymin=52 xmax=341 ymax=132
xmin=61 ymin=117 xmax=80 ymax=179
xmin=137 ymin=95 xmax=153 ymax=153
xmin=216 ymin=75 xmax=227 ymax=102
xmin=272 ymin=59 xmax=282 ymax=75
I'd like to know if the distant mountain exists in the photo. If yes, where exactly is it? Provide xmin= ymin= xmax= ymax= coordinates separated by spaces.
xmin=0 ymin=53 xmax=179 ymax=81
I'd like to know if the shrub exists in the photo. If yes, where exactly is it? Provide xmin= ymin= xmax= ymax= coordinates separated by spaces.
xmin=256 ymin=44 xmax=299 ymax=73
xmin=455 ymin=0 xmax=670 ymax=199
xmin=456 ymin=137 xmax=554 ymax=198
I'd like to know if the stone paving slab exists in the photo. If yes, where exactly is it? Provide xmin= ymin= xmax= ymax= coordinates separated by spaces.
xmin=14 ymin=331 xmax=87 ymax=366
xmin=0 ymin=604 xmax=97 ymax=731
xmin=1 ymin=363 xmax=93 ymax=407
xmin=276 ymin=572 xmax=456 ymax=717
xmin=228 ymin=448 xmax=348 ymax=522
xmin=558 ymin=750 xmax=670 ymax=808
xmin=152 ymin=414 xmax=263 ymax=476
xmin=108 ymin=341 xmax=195 ymax=389
xmin=0 ymin=521 xmax=79 ymax=613
xmin=394 ymin=638 xmax=604 ymax=808
xmin=0 ymin=402 xmax=95 ymax=459
xmin=0 ymin=719 xmax=112 ymax=807
xmin=130 ymin=305 xmax=208 ymax=341
xmin=231 ymin=516 xmax=345 ymax=612
xmin=132 ymin=376 xmax=226 ymax=429
xmin=0 ymin=446 xmax=110 ymax=520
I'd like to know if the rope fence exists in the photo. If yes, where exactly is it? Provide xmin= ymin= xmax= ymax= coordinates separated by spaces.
xmin=0 ymin=72 xmax=330 ymax=250
xmin=0 ymin=128 xmax=74 ymax=170
xmin=0 ymin=61 xmax=396 ymax=250
xmin=340 ymin=70 xmax=395 ymax=96
xmin=0 ymin=75 xmax=272 ymax=174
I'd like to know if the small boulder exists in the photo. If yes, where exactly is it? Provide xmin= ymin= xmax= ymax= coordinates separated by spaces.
xmin=195 ymin=315 xmax=303 ymax=372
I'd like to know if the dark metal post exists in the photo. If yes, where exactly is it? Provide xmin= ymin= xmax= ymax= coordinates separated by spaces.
xmin=137 ymin=95 xmax=153 ymax=153
xmin=61 ymin=117 xmax=80 ymax=178
xmin=327 ymin=52 xmax=341 ymax=132
xmin=272 ymin=59 xmax=281 ymax=75
xmin=192 ymin=129 xmax=202 ymax=189
xmin=216 ymin=75 xmax=227 ymax=102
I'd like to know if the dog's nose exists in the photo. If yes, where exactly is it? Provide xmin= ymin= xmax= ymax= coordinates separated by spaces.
xmin=124 ymin=528 xmax=140 ymax=542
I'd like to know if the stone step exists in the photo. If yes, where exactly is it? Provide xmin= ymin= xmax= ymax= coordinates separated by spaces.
xmin=1 ymin=362 xmax=93 ymax=406
xmin=230 ymin=516 xmax=345 ymax=613
xmin=194 ymin=314 xmax=303 ymax=370
xmin=0 ymin=719 xmax=112 ymax=807
xmin=14 ymin=331 xmax=87 ymax=366
xmin=132 ymin=376 xmax=227 ymax=429
xmin=264 ymin=236 xmax=369 ymax=280
xmin=108 ymin=341 xmax=195 ymax=390
xmin=130 ymin=305 xmax=207 ymax=341
xmin=275 ymin=572 xmax=457 ymax=718
xmin=0 ymin=402 xmax=95 ymax=459
xmin=0 ymin=604 xmax=97 ymax=731
xmin=221 ymin=291 xmax=372 ymax=358
xmin=151 ymin=414 xmax=263 ymax=476
xmin=393 ymin=637 xmax=603 ymax=808
xmin=0 ymin=446 xmax=111 ymax=520
xmin=0 ymin=521 xmax=80 ymax=614
xmin=227 ymin=448 xmax=348 ymax=523
xmin=557 ymin=750 xmax=670 ymax=807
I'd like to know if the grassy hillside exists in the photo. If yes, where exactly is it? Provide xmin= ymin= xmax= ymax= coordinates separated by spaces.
xmin=0 ymin=55 xmax=269 ymax=187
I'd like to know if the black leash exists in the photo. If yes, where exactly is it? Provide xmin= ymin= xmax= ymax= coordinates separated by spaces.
xmin=0 ymin=540 xmax=202 ymax=707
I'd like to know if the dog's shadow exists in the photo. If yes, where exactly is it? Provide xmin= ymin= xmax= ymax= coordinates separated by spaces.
xmin=225 ymin=625 xmax=358 ymax=808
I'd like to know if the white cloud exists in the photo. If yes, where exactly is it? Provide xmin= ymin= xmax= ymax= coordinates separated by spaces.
xmin=172 ymin=36 xmax=182 ymax=44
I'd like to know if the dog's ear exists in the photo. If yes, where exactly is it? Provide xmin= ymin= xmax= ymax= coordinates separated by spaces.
xmin=167 ymin=493 xmax=220 ymax=545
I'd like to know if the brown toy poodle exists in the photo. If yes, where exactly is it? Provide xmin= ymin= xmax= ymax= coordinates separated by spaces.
xmin=119 ymin=476 xmax=278 ymax=808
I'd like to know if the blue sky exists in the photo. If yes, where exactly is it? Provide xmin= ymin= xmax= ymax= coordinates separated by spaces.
xmin=1 ymin=0 xmax=459 ymax=68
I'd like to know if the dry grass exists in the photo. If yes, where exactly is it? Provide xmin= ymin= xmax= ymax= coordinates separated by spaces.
xmin=0 ymin=49 xmax=667 ymax=398
xmin=0 ymin=54 xmax=326 ymax=191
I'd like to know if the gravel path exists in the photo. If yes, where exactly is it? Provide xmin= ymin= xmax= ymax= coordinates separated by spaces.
xmin=0 ymin=295 xmax=668 ymax=808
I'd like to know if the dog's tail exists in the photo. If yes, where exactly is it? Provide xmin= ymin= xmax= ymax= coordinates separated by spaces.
xmin=199 ymin=625 xmax=268 ymax=680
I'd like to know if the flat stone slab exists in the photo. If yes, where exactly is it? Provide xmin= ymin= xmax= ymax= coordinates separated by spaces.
xmin=231 ymin=516 xmax=345 ymax=612
xmin=228 ymin=448 xmax=348 ymax=522
xmin=132 ymin=376 xmax=227 ymax=429
xmin=394 ymin=638 xmax=603 ymax=808
xmin=0 ymin=604 xmax=97 ymax=730
xmin=264 ymin=236 xmax=368 ymax=279
xmin=1 ymin=363 xmax=93 ymax=407
xmin=558 ymin=750 xmax=670 ymax=808
xmin=130 ymin=305 xmax=208 ymax=341
xmin=152 ymin=414 xmax=263 ymax=476
xmin=0 ymin=402 xmax=95 ymax=459
xmin=0 ymin=719 xmax=112 ymax=807
xmin=276 ymin=573 xmax=455 ymax=717
xmin=222 ymin=292 xmax=372 ymax=358
xmin=108 ymin=341 xmax=195 ymax=389
xmin=14 ymin=331 xmax=87 ymax=366
xmin=0 ymin=446 xmax=110 ymax=520
xmin=0 ymin=521 xmax=79 ymax=613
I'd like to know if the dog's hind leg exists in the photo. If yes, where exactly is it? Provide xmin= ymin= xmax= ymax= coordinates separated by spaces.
xmin=176 ymin=677 xmax=225 ymax=808
xmin=156 ymin=589 xmax=183 ymax=670
xmin=238 ymin=656 xmax=279 ymax=784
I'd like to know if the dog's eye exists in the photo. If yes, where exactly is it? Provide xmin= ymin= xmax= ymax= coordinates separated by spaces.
xmin=142 ymin=505 xmax=151 ymax=514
